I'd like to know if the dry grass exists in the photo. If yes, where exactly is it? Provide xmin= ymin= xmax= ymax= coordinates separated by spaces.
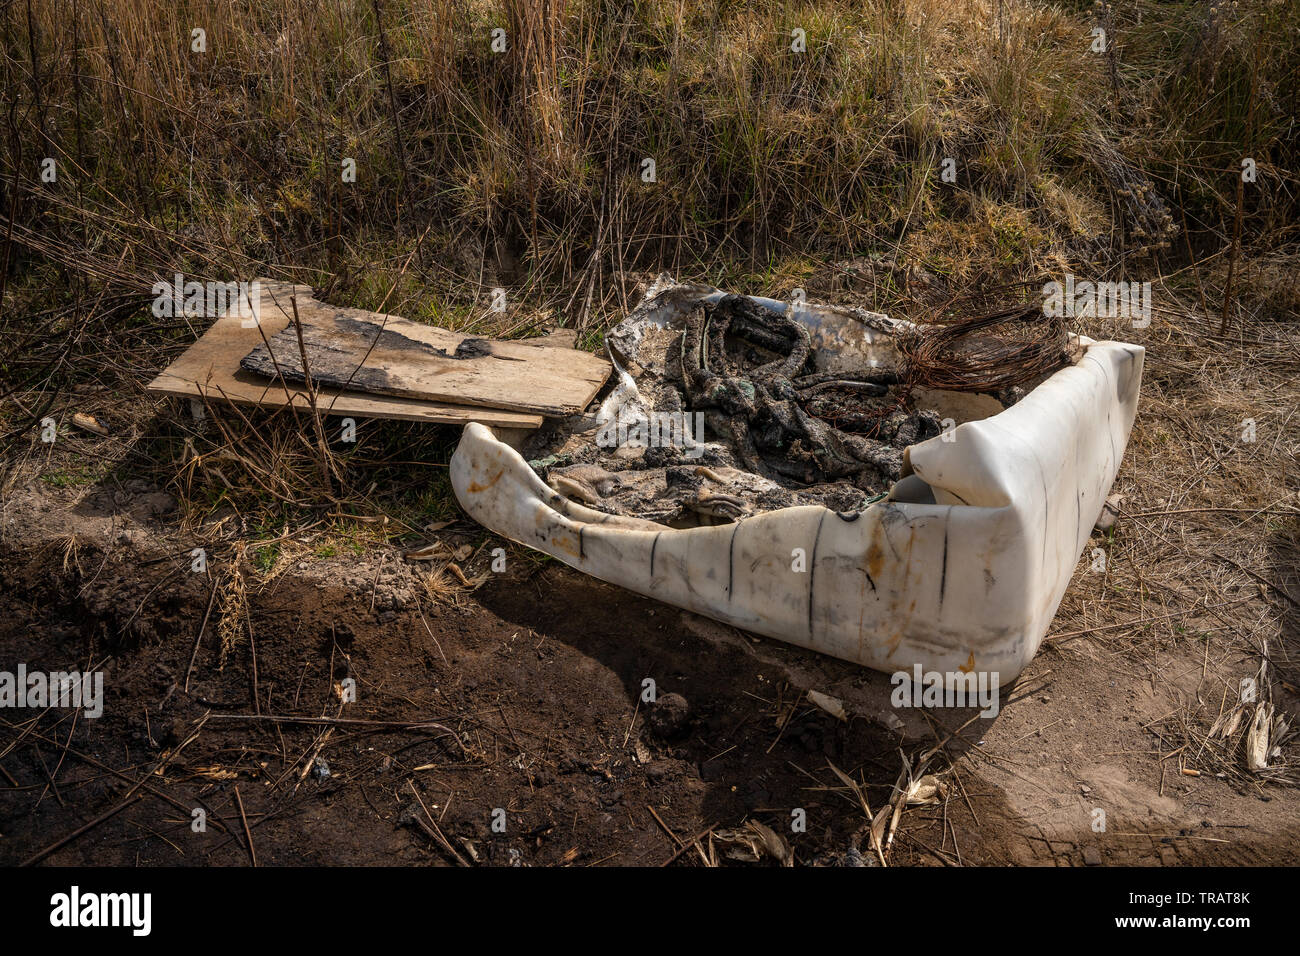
xmin=3 ymin=0 xmax=1295 ymax=300
xmin=1 ymin=0 xmax=1293 ymax=514
xmin=1045 ymin=277 xmax=1299 ymax=785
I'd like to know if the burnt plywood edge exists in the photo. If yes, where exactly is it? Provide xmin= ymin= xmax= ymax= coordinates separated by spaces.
xmin=146 ymin=279 xmax=544 ymax=429
xmin=238 ymin=290 xmax=609 ymax=417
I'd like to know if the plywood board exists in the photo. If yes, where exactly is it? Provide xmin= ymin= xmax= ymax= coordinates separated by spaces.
xmin=239 ymin=293 xmax=608 ymax=416
xmin=147 ymin=281 xmax=544 ymax=429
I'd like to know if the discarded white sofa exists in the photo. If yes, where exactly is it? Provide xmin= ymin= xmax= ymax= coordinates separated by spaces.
xmin=451 ymin=283 xmax=1144 ymax=686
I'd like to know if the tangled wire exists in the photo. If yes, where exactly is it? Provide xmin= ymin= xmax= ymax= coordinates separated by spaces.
xmin=896 ymin=303 xmax=1073 ymax=395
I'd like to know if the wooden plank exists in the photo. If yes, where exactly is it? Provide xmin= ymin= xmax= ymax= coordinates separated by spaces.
xmin=147 ymin=281 xmax=544 ymax=429
xmin=238 ymin=293 xmax=608 ymax=416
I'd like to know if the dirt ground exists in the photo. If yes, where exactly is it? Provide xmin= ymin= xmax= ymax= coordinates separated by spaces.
xmin=1 ymin=299 xmax=1297 ymax=867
